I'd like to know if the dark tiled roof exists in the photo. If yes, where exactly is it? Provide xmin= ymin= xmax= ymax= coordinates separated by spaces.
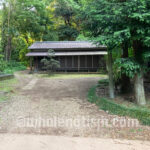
xmin=28 ymin=41 xmax=106 ymax=50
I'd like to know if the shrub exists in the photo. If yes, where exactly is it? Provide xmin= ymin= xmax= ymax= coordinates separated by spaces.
xmin=1 ymin=61 xmax=26 ymax=74
xmin=98 ymin=79 xmax=109 ymax=87
xmin=41 ymin=49 xmax=60 ymax=74
xmin=0 ymin=59 xmax=7 ymax=73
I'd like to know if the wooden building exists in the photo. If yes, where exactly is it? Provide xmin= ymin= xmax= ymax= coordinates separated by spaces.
xmin=26 ymin=41 xmax=107 ymax=72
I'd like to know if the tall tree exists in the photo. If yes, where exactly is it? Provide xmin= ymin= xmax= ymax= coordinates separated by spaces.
xmin=53 ymin=0 xmax=79 ymax=40
xmin=83 ymin=0 xmax=150 ymax=105
xmin=1 ymin=0 xmax=54 ymax=62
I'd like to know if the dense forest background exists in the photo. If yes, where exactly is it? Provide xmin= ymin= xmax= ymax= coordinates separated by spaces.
xmin=0 ymin=0 xmax=92 ymax=65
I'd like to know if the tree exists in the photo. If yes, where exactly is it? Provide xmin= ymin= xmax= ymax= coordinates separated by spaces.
xmin=53 ymin=0 xmax=79 ymax=40
xmin=83 ymin=0 xmax=150 ymax=105
xmin=1 ymin=0 xmax=54 ymax=62
xmin=1 ymin=0 xmax=15 ymax=61
xmin=41 ymin=49 xmax=60 ymax=74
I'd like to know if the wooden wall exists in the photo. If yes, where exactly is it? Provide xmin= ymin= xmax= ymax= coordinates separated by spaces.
xmin=35 ymin=55 xmax=106 ymax=72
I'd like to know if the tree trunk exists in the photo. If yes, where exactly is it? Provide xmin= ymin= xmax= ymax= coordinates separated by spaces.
xmin=134 ymin=71 xmax=146 ymax=105
xmin=107 ymin=51 xmax=115 ymax=99
xmin=120 ymin=42 xmax=132 ymax=94
xmin=133 ymin=40 xmax=146 ymax=105
xmin=5 ymin=2 xmax=12 ymax=61
xmin=5 ymin=36 xmax=12 ymax=61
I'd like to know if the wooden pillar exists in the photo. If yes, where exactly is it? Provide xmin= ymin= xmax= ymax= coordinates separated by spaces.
xmin=92 ymin=55 xmax=94 ymax=68
xmin=30 ymin=57 xmax=33 ymax=72
xmin=78 ymin=56 xmax=80 ymax=72
xmin=36 ymin=57 xmax=38 ymax=71
xmin=72 ymin=56 xmax=74 ymax=68
xmin=34 ymin=57 xmax=38 ymax=72
xmin=65 ymin=56 xmax=67 ymax=72
xmin=85 ymin=55 xmax=87 ymax=68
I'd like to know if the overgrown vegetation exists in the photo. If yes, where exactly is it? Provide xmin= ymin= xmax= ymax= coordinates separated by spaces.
xmin=0 ymin=61 xmax=26 ymax=74
xmin=88 ymin=85 xmax=150 ymax=126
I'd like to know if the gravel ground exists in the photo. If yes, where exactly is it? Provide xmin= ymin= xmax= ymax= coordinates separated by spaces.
xmin=0 ymin=71 xmax=150 ymax=141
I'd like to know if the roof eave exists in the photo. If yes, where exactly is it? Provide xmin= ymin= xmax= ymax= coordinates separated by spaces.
xmin=28 ymin=47 xmax=107 ymax=50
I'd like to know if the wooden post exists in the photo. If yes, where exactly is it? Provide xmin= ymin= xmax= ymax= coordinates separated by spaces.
xmin=30 ymin=57 xmax=33 ymax=72
xmin=78 ymin=56 xmax=80 ymax=72
xmin=107 ymin=51 xmax=115 ymax=99
xmin=34 ymin=57 xmax=38 ymax=72
xmin=92 ymin=55 xmax=94 ymax=68
xmin=36 ymin=57 xmax=38 ymax=71
xmin=72 ymin=56 xmax=74 ymax=68
xmin=85 ymin=55 xmax=87 ymax=68
xmin=65 ymin=56 xmax=67 ymax=72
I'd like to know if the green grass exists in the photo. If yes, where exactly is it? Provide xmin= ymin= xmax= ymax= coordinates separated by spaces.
xmin=0 ymin=78 xmax=17 ymax=102
xmin=39 ymin=73 xmax=107 ymax=79
xmin=88 ymin=85 xmax=150 ymax=126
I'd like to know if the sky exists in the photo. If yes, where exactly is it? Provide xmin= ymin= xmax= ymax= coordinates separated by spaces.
xmin=0 ymin=0 xmax=4 ymax=10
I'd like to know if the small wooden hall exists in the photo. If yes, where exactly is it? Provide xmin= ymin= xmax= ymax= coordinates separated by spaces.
xmin=26 ymin=41 xmax=107 ymax=72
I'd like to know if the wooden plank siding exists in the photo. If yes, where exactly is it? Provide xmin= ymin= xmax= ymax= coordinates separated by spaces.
xmin=36 ymin=55 xmax=105 ymax=72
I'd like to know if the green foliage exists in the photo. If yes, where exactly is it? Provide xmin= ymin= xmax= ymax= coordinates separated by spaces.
xmin=41 ymin=49 xmax=60 ymax=74
xmin=98 ymin=79 xmax=109 ymax=87
xmin=88 ymin=85 xmax=150 ymax=126
xmin=0 ymin=60 xmax=26 ymax=74
xmin=1 ymin=0 xmax=55 ymax=61
xmin=0 ymin=0 xmax=84 ymax=63
xmin=55 ymin=0 xmax=75 ymax=24
xmin=15 ymin=0 xmax=52 ymax=40
xmin=113 ymin=58 xmax=141 ymax=79
xmin=0 ymin=58 xmax=7 ymax=73
xmin=12 ymin=37 xmax=29 ymax=64
xmin=83 ymin=0 xmax=150 ymax=61
xmin=4 ymin=61 xmax=26 ymax=74
xmin=76 ymin=34 xmax=89 ymax=41
xmin=54 ymin=0 xmax=80 ymax=40
xmin=58 ymin=25 xmax=79 ymax=40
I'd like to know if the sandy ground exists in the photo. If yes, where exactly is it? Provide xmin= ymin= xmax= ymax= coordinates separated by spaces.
xmin=0 ymin=134 xmax=150 ymax=150
xmin=0 ymin=71 xmax=150 ymax=149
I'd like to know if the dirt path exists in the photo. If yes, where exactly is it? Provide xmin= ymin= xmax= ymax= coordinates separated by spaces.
xmin=0 ymin=134 xmax=150 ymax=150
xmin=0 ymin=72 xmax=150 ymax=142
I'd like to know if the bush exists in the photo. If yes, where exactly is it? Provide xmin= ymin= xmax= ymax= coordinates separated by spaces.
xmin=41 ymin=49 xmax=60 ymax=74
xmin=98 ymin=79 xmax=109 ymax=87
xmin=88 ymin=85 xmax=150 ymax=126
xmin=0 ymin=61 xmax=26 ymax=74
xmin=0 ymin=59 xmax=7 ymax=73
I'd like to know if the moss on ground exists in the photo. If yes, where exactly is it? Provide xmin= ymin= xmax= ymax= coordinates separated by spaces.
xmin=39 ymin=73 xmax=107 ymax=79
xmin=0 ymin=78 xmax=17 ymax=102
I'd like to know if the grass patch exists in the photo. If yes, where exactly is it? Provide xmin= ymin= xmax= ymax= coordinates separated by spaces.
xmin=39 ymin=73 xmax=107 ymax=79
xmin=0 ymin=78 xmax=17 ymax=92
xmin=88 ymin=85 xmax=150 ymax=126
xmin=0 ymin=78 xmax=18 ymax=102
